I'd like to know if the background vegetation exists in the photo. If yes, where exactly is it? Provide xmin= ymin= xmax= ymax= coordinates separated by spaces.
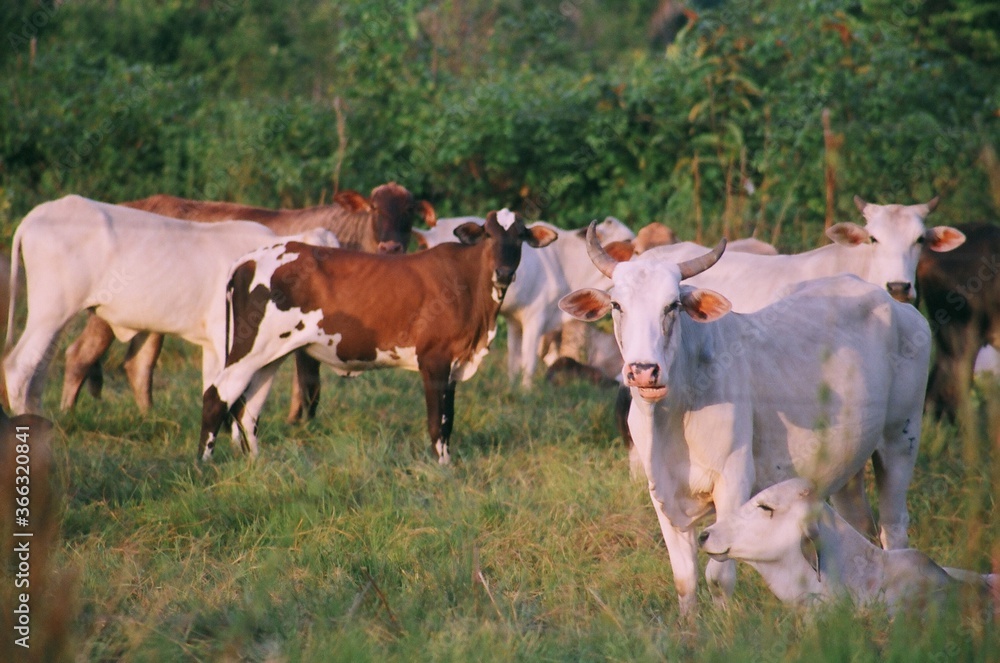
xmin=1 ymin=0 xmax=998 ymax=246
xmin=0 ymin=0 xmax=998 ymax=660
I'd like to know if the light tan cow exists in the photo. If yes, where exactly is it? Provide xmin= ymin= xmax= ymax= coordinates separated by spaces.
xmin=561 ymin=225 xmax=931 ymax=614
xmin=4 ymin=195 xmax=338 ymax=415
xmin=700 ymin=478 xmax=998 ymax=613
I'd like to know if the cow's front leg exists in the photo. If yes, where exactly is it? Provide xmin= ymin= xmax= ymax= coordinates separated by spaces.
xmin=925 ymin=327 xmax=979 ymax=421
xmin=420 ymin=359 xmax=456 ymax=464
xmin=199 ymin=364 xmax=260 ymax=461
xmin=506 ymin=319 xmax=523 ymax=386
xmin=830 ymin=470 xmax=878 ymax=542
xmin=231 ymin=358 xmax=284 ymax=457
xmin=705 ymin=442 xmax=754 ymax=603
xmin=517 ymin=318 xmax=546 ymax=390
xmin=61 ymin=313 xmax=115 ymax=410
xmin=872 ymin=442 xmax=916 ymax=550
xmin=123 ymin=332 xmax=164 ymax=414
xmin=286 ymin=350 xmax=321 ymax=424
xmin=650 ymin=496 xmax=700 ymax=616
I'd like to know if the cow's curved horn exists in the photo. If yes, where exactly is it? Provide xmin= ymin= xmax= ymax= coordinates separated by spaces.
xmin=586 ymin=221 xmax=619 ymax=278
xmin=677 ymin=238 xmax=727 ymax=281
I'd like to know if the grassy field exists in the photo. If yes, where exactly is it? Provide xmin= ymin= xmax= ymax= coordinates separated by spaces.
xmin=21 ymin=327 xmax=1000 ymax=661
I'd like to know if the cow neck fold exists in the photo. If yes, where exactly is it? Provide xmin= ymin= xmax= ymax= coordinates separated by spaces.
xmin=823 ymin=243 xmax=871 ymax=283
xmin=451 ymin=238 xmax=506 ymax=358
xmin=316 ymin=207 xmax=378 ymax=252
xmin=668 ymin=312 xmax=736 ymax=408
xmin=258 ymin=207 xmax=378 ymax=252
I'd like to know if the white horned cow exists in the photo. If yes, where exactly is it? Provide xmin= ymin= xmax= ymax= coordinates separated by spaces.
xmin=652 ymin=196 xmax=965 ymax=308
xmin=559 ymin=224 xmax=931 ymax=614
xmin=542 ymin=234 xmax=782 ymax=387
xmin=699 ymin=478 xmax=999 ymax=613
xmin=3 ymin=195 xmax=339 ymax=415
xmin=414 ymin=215 xmax=634 ymax=388
xmin=616 ymin=195 xmax=964 ymax=540
xmin=198 ymin=209 xmax=557 ymax=464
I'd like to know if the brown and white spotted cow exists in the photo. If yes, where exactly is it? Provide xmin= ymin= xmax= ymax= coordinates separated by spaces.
xmin=61 ymin=182 xmax=435 ymax=423
xmin=199 ymin=209 xmax=557 ymax=463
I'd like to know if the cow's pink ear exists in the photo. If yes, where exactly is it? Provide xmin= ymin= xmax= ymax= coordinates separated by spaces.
xmin=925 ymin=226 xmax=965 ymax=252
xmin=603 ymin=240 xmax=635 ymax=262
xmin=418 ymin=200 xmax=437 ymax=227
xmin=525 ymin=225 xmax=558 ymax=248
xmin=334 ymin=190 xmax=372 ymax=212
xmin=454 ymin=222 xmax=487 ymax=245
xmin=681 ymin=288 xmax=731 ymax=322
xmin=559 ymin=289 xmax=612 ymax=321
xmin=826 ymin=222 xmax=870 ymax=247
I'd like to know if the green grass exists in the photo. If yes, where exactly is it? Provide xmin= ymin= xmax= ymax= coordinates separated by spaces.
xmin=27 ymin=334 xmax=1000 ymax=661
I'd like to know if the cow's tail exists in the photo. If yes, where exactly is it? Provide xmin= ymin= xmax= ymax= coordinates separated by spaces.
xmin=225 ymin=274 xmax=235 ymax=361
xmin=5 ymin=225 xmax=24 ymax=350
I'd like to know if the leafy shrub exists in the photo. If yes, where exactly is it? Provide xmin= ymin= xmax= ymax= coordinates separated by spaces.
xmin=0 ymin=0 xmax=996 ymax=247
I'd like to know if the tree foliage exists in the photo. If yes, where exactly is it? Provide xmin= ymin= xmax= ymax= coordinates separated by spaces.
xmin=0 ymin=0 xmax=997 ymax=247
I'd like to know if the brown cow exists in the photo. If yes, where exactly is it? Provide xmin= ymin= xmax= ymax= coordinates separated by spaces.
xmin=61 ymin=182 xmax=435 ymax=423
xmin=198 ymin=209 xmax=557 ymax=464
xmin=916 ymin=222 xmax=1000 ymax=420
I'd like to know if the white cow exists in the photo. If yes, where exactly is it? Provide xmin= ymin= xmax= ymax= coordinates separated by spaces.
xmin=414 ymin=215 xmax=634 ymax=388
xmin=4 ymin=195 xmax=339 ymax=414
xmin=650 ymin=196 xmax=964 ymax=308
xmin=726 ymin=237 xmax=779 ymax=255
xmin=699 ymin=478 xmax=998 ymax=613
xmin=543 ymin=237 xmax=782 ymax=384
xmin=559 ymin=226 xmax=931 ymax=614
xmin=620 ymin=197 xmax=964 ymax=541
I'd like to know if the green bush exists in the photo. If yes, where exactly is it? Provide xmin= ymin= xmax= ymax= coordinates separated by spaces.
xmin=0 ymin=0 xmax=997 ymax=246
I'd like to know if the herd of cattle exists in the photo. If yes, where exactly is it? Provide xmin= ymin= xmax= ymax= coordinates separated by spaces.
xmin=1 ymin=184 xmax=997 ymax=615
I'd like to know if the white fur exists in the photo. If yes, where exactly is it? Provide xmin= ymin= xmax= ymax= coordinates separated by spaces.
xmin=700 ymin=479 xmax=998 ymax=613
xmin=497 ymin=208 xmax=517 ymax=230
xmin=562 ymin=258 xmax=930 ymax=615
xmin=630 ymin=199 xmax=961 ymax=553
xmin=650 ymin=199 xmax=963 ymax=310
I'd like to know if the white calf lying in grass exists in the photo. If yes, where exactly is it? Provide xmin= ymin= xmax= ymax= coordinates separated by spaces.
xmin=698 ymin=478 xmax=998 ymax=614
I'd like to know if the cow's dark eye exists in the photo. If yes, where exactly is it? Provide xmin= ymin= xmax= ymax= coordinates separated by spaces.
xmin=916 ymin=236 xmax=925 ymax=244
xmin=610 ymin=301 xmax=622 ymax=312
xmin=665 ymin=301 xmax=679 ymax=314
xmin=870 ymin=237 xmax=879 ymax=244
xmin=758 ymin=503 xmax=774 ymax=518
